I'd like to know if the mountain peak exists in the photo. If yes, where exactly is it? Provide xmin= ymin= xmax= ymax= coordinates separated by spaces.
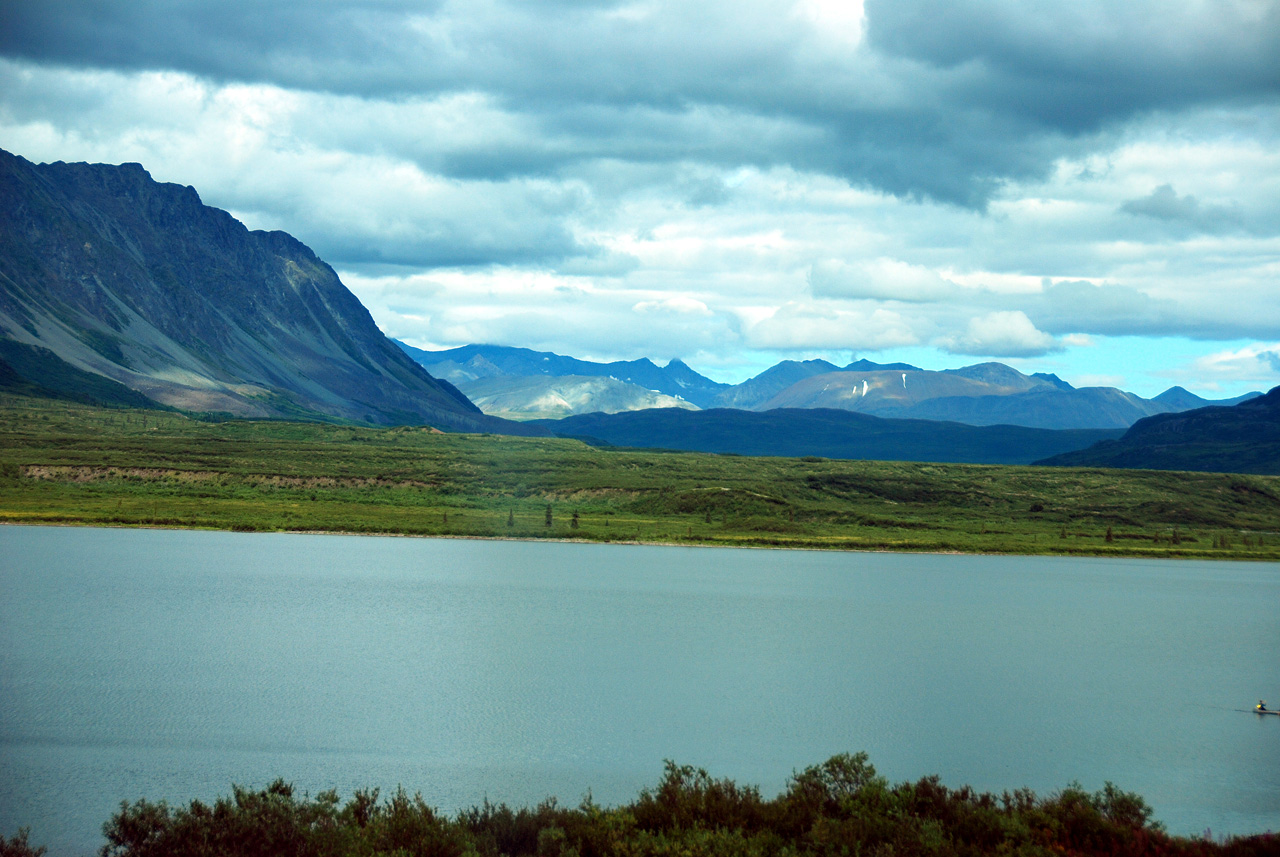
xmin=0 ymin=149 xmax=535 ymax=433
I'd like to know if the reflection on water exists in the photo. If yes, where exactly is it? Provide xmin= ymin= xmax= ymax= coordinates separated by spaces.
xmin=1 ymin=526 xmax=1277 ymax=854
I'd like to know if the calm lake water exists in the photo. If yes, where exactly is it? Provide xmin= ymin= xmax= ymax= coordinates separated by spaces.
xmin=1 ymin=525 xmax=1277 ymax=854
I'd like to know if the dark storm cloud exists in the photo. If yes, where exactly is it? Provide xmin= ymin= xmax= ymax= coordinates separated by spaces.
xmin=5 ymin=0 xmax=1277 ymax=207
xmin=864 ymin=0 xmax=1280 ymax=128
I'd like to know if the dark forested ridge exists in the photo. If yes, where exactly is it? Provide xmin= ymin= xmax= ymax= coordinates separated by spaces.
xmin=0 ymin=150 xmax=532 ymax=432
xmin=1038 ymin=386 xmax=1280 ymax=475
xmin=9 ymin=754 xmax=1274 ymax=857
xmin=532 ymin=407 xmax=1123 ymax=465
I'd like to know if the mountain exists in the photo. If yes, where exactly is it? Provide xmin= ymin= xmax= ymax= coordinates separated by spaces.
xmin=401 ymin=337 xmax=1261 ymax=429
xmin=707 ymin=358 xmax=891 ymax=410
xmin=456 ymin=374 xmax=699 ymax=420
xmin=1151 ymin=385 xmax=1259 ymax=411
xmin=0 ymin=150 xmax=526 ymax=432
xmin=752 ymin=362 xmax=1260 ymax=429
xmin=530 ymin=408 xmax=1122 ymax=465
xmin=397 ymin=342 xmax=729 ymax=408
xmin=1036 ymin=386 xmax=1280 ymax=474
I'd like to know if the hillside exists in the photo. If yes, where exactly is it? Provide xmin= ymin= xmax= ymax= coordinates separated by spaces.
xmin=4 ymin=395 xmax=1279 ymax=559
xmin=531 ymin=407 xmax=1122 ymax=465
xmin=0 ymin=150 xmax=525 ymax=431
xmin=1037 ymin=386 xmax=1280 ymax=474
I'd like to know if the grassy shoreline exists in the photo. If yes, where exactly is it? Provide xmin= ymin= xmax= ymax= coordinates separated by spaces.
xmin=2 ymin=395 xmax=1279 ymax=561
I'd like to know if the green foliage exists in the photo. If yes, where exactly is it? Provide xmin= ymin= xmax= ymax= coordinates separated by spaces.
xmin=1 ymin=395 xmax=1279 ymax=560
xmin=45 ymin=755 xmax=1274 ymax=857
xmin=0 ymin=828 xmax=46 ymax=857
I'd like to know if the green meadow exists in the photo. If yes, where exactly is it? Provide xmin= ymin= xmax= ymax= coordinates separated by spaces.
xmin=2 ymin=394 xmax=1278 ymax=559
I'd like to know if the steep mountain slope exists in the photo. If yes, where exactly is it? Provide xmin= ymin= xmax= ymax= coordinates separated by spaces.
xmin=458 ymin=374 xmax=699 ymax=420
xmin=532 ymin=408 xmax=1122 ymax=465
xmin=0 ymin=337 xmax=160 ymax=408
xmin=398 ymin=341 xmax=728 ymax=407
xmin=1036 ymin=386 xmax=1280 ymax=474
xmin=0 ymin=150 xmax=521 ymax=431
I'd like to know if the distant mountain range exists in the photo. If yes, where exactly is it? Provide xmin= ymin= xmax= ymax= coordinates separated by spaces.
xmin=0 ymin=149 xmax=531 ymax=433
xmin=401 ymin=342 xmax=1259 ymax=429
xmin=1037 ymin=386 xmax=1280 ymax=475
xmin=396 ymin=342 xmax=730 ymax=409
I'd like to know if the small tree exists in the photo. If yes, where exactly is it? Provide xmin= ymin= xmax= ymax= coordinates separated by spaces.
xmin=570 ymin=511 xmax=579 ymax=530
xmin=545 ymin=504 xmax=553 ymax=528
xmin=507 ymin=510 xmax=514 ymax=527
xmin=1105 ymin=526 xmax=1113 ymax=543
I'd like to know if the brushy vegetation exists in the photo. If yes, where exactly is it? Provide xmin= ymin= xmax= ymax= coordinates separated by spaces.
xmin=8 ymin=754 xmax=1268 ymax=857
xmin=2 ymin=395 xmax=1279 ymax=559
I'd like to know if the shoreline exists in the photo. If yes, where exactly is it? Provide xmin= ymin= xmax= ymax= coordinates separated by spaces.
xmin=5 ymin=518 xmax=1276 ymax=563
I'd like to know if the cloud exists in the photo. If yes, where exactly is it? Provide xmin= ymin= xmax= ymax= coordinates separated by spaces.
xmin=938 ymin=311 xmax=1061 ymax=358
xmin=1119 ymin=184 xmax=1242 ymax=234
xmin=633 ymin=297 xmax=712 ymax=316
xmin=1025 ymin=279 xmax=1280 ymax=342
xmin=1031 ymin=281 xmax=1175 ymax=336
xmin=345 ymin=268 xmax=743 ymax=361
xmin=745 ymin=302 xmax=918 ymax=351
xmin=5 ymin=0 xmax=1278 ymax=207
xmin=808 ymin=258 xmax=956 ymax=302
xmin=1186 ymin=343 xmax=1280 ymax=392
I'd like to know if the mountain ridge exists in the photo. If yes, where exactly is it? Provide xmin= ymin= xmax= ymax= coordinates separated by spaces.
xmin=1036 ymin=386 xmax=1280 ymax=474
xmin=529 ymin=407 xmax=1123 ymax=465
xmin=401 ymin=341 xmax=1260 ymax=429
xmin=0 ymin=149 xmax=532 ymax=432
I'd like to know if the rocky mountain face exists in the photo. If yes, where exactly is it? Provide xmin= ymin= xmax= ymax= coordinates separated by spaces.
xmin=0 ymin=150 xmax=522 ymax=431
xmin=1037 ymin=386 xmax=1280 ymax=474
xmin=399 ymin=342 xmax=729 ymax=410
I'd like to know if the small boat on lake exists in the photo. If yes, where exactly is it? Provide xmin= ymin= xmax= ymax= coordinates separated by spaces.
xmin=1256 ymin=701 xmax=1279 ymax=716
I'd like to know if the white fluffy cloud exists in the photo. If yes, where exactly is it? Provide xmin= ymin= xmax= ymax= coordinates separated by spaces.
xmin=938 ymin=311 xmax=1062 ymax=358
xmin=1186 ymin=343 xmax=1280 ymax=391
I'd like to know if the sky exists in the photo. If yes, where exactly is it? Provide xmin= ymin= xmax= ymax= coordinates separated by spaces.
xmin=2 ymin=0 xmax=1279 ymax=397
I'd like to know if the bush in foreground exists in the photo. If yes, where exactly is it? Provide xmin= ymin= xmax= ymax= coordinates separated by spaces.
xmin=41 ymin=754 xmax=1276 ymax=857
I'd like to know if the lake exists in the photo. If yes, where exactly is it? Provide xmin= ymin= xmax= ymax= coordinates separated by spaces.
xmin=1 ymin=525 xmax=1277 ymax=854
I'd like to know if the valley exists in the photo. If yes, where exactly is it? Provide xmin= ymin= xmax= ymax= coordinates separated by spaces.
xmin=2 ymin=394 xmax=1278 ymax=560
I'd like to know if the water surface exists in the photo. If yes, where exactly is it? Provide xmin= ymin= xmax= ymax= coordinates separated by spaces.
xmin=1 ymin=526 xmax=1277 ymax=854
